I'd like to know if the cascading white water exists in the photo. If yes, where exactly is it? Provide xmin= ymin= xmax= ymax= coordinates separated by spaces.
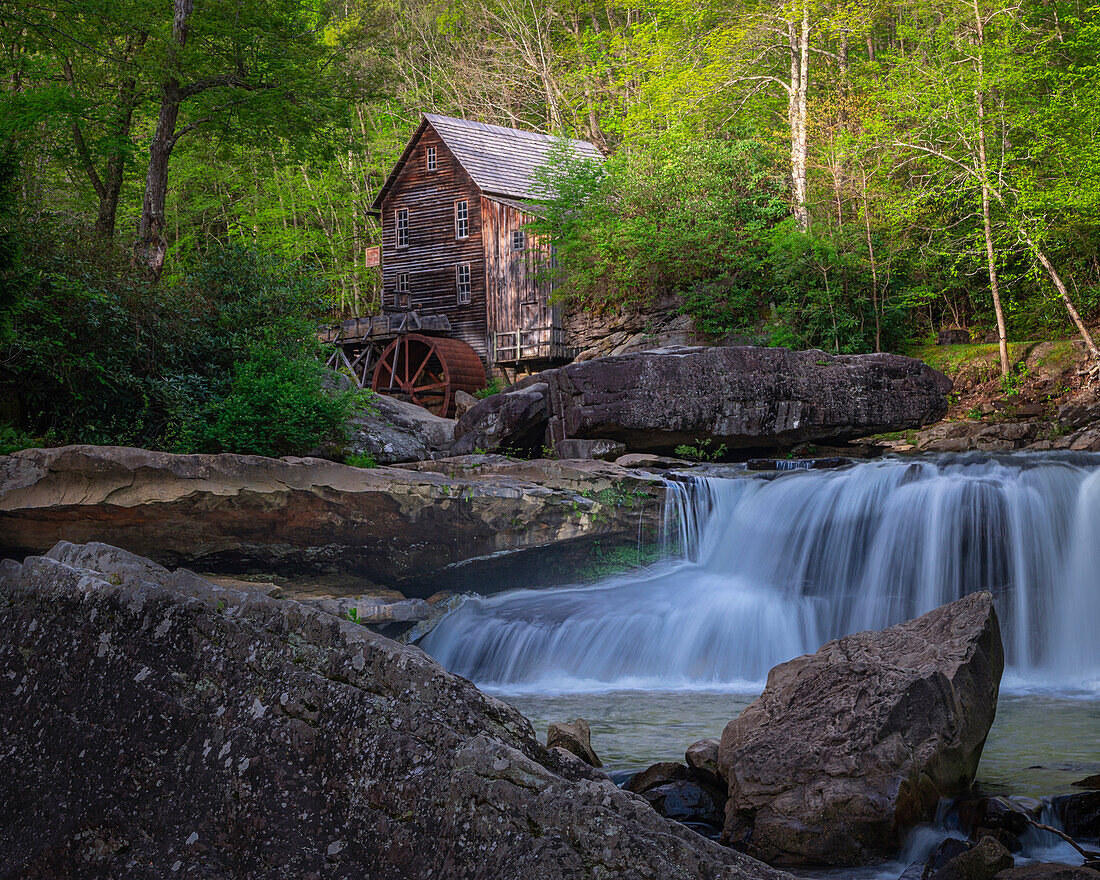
xmin=421 ymin=453 xmax=1100 ymax=693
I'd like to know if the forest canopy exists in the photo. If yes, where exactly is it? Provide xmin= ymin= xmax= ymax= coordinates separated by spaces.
xmin=2 ymin=0 xmax=1100 ymax=448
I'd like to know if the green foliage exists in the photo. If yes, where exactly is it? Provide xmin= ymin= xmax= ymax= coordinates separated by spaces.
xmin=999 ymin=363 xmax=1030 ymax=395
xmin=579 ymin=541 xmax=669 ymax=582
xmin=534 ymin=136 xmax=787 ymax=315
xmin=345 ymin=451 xmax=379 ymax=468
xmin=0 ymin=219 xmax=348 ymax=455
xmin=673 ymin=439 xmax=727 ymax=462
xmin=175 ymin=346 xmax=356 ymax=457
xmin=0 ymin=423 xmax=38 ymax=455
xmin=474 ymin=377 xmax=506 ymax=399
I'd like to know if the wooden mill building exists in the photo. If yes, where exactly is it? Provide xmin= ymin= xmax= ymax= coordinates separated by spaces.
xmin=370 ymin=114 xmax=604 ymax=372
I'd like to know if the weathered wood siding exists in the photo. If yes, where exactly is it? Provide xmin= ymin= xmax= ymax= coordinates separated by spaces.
xmin=380 ymin=125 xmax=488 ymax=360
xmin=483 ymin=197 xmax=560 ymax=363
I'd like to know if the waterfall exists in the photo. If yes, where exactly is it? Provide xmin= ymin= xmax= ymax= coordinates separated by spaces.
xmin=421 ymin=453 xmax=1100 ymax=693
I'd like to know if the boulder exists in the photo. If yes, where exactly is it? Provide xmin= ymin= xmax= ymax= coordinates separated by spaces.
xmin=0 ymin=446 xmax=663 ymax=595
xmin=554 ymin=438 xmax=627 ymax=461
xmin=452 ymin=383 xmax=549 ymax=456
xmin=899 ymin=861 xmax=930 ymax=880
xmin=1058 ymin=393 xmax=1100 ymax=431
xmin=457 ymin=347 xmax=949 ymax=456
xmin=929 ymin=836 xmax=1014 ymax=880
xmin=938 ymin=329 xmax=973 ymax=345
xmin=640 ymin=780 xmax=727 ymax=833
xmin=929 ymin=840 xmax=974 ymax=873
xmin=546 ymin=719 xmax=601 ymax=767
xmin=1073 ymin=775 xmax=1100 ymax=790
xmin=543 ymin=346 xmax=951 ymax=453
xmin=0 ymin=544 xmax=793 ymax=880
xmin=956 ymin=797 xmax=1034 ymax=839
xmin=717 ymin=592 xmax=1004 ymax=866
xmin=625 ymin=762 xmax=694 ymax=794
xmin=1051 ymin=791 xmax=1100 ymax=839
xmin=454 ymin=389 xmax=478 ymax=418
xmin=330 ymin=388 xmax=456 ymax=464
xmin=686 ymin=738 xmax=723 ymax=788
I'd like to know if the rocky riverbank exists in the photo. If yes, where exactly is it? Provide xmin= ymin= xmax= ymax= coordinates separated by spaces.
xmin=0 ymin=542 xmax=792 ymax=880
xmin=0 ymin=446 xmax=664 ymax=595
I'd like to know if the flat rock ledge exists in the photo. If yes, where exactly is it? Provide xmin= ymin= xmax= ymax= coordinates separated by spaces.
xmin=0 ymin=543 xmax=793 ymax=880
xmin=716 ymin=591 xmax=1004 ymax=867
xmin=0 ymin=446 xmax=664 ymax=594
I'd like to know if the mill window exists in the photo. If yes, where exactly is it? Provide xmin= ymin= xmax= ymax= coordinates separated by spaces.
xmin=396 ymin=272 xmax=410 ymax=309
xmin=426 ymin=146 xmax=437 ymax=172
xmin=456 ymin=263 xmax=471 ymax=304
xmin=512 ymin=229 xmax=526 ymax=252
xmin=455 ymin=200 xmax=469 ymax=239
xmin=395 ymin=208 xmax=409 ymax=248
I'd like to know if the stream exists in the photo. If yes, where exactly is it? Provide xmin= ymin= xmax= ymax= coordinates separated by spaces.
xmin=420 ymin=452 xmax=1100 ymax=875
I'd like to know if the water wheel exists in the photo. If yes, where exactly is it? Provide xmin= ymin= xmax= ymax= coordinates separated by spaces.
xmin=371 ymin=333 xmax=486 ymax=417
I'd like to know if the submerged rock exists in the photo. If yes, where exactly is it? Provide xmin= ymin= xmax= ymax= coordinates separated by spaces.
xmin=0 ymin=542 xmax=793 ymax=880
xmin=717 ymin=591 xmax=1004 ymax=867
xmin=546 ymin=719 xmax=601 ymax=767
xmin=641 ymin=780 xmax=726 ymax=833
xmin=929 ymin=836 xmax=1014 ymax=880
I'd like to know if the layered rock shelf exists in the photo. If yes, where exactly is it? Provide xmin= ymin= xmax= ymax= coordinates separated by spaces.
xmin=0 ymin=446 xmax=664 ymax=594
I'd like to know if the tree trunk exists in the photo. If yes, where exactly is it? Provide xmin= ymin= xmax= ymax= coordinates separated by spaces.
xmin=1021 ymin=230 xmax=1100 ymax=359
xmin=972 ymin=0 xmax=1010 ymax=376
xmin=788 ymin=0 xmax=810 ymax=232
xmin=135 ymin=87 xmax=182 ymax=275
xmin=134 ymin=0 xmax=192 ymax=276
xmin=860 ymin=168 xmax=882 ymax=352
xmin=96 ymin=66 xmax=143 ymax=238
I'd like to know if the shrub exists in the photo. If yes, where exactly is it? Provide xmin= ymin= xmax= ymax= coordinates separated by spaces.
xmin=474 ymin=377 xmax=505 ymax=399
xmin=344 ymin=451 xmax=378 ymax=468
xmin=176 ymin=346 xmax=356 ymax=457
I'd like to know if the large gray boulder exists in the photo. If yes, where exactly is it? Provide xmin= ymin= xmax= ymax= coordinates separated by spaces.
xmin=716 ymin=591 xmax=1004 ymax=867
xmin=0 ymin=446 xmax=663 ymax=594
xmin=0 ymin=543 xmax=792 ymax=880
xmin=334 ymin=392 xmax=456 ymax=463
xmin=457 ymin=346 xmax=951 ymax=455
xmin=452 ymin=382 xmax=549 ymax=456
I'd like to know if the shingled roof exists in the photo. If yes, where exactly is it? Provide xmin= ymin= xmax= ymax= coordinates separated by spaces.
xmin=370 ymin=114 xmax=604 ymax=210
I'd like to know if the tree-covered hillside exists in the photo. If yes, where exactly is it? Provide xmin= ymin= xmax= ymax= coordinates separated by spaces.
xmin=2 ymin=0 xmax=1099 ymax=449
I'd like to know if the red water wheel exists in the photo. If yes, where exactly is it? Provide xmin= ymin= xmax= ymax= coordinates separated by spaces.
xmin=371 ymin=333 xmax=486 ymax=417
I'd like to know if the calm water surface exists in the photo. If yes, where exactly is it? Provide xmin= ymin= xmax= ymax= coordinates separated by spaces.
xmin=502 ymin=688 xmax=1100 ymax=797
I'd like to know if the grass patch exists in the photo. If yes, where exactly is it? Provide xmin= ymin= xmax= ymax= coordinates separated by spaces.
xmin=578 ymin=541 xmax=670 ymax=581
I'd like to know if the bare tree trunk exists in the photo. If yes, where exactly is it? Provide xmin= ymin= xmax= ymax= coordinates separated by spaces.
xmin=134 ymin=0 xmax=193 ymax=276
xmin=1021 ymin=230 xmax=1100 ymax=359
xmin=788 ymin=0 xmax=810 ymax=232
xmin=972 ymin=0 xmax=1009 ymax=376
xmin=860 ymin=168 xmax=882 ymax=352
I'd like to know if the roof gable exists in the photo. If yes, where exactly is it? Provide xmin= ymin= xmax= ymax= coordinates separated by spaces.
xmin=371 ymin=114 xmax=603 ymax=210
